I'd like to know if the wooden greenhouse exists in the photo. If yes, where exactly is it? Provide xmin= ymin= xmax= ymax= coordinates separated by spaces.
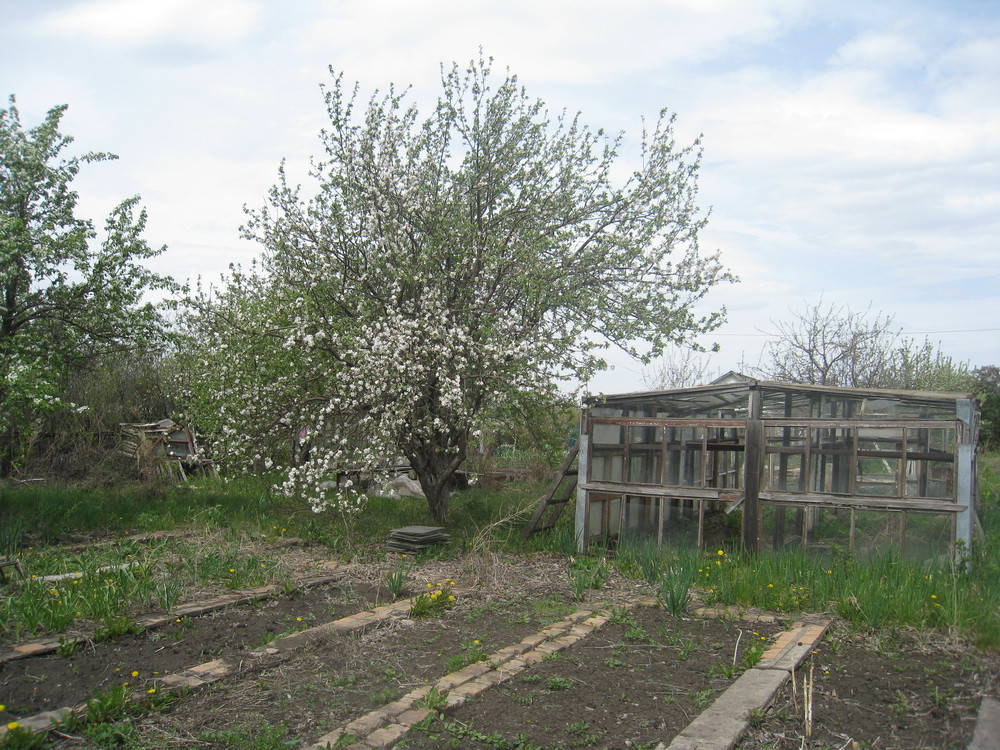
xmin=574 ymin=381 xmax=980 ymax=561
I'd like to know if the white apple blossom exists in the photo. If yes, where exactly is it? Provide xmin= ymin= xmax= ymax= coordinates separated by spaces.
xmin=175 ymin=57 xmax=730 ymax=522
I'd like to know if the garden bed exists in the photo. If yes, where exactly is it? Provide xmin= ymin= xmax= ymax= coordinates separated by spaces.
xmin=739 ymin=623 xmax=999 ymax=749
xmin=405 ymin=605 xmax=778 ymax=749
xmin=0 ymin=580 xmax=382 ymax=719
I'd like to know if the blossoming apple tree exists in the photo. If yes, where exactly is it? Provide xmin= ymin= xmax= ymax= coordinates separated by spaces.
xmin=179 ymin=58 xmax=732 ymax=523
xmin=0 ymin=98 xmax=172 ymax=477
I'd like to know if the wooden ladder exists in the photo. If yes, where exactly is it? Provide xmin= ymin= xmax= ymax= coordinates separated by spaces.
xmin=522 ymin=443 xmax=579 ymax=539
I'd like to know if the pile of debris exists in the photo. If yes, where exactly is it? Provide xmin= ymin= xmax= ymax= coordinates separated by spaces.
xmin=387 ymin=525 xmax=450 ymax=553
xmin=120 ymin=419 xmax=217 ymax=482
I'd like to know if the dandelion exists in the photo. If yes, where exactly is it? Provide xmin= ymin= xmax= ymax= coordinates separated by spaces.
xmin=717 ymin=550 xmax=725 ymax=556
xmin=296 ymin=617 xmax=303 ymax=621
xmin=426 ymin=583 xmax=433 ymax=588
xmin=930 ymin=594 xmax=937 ymax=599
xmin=229 ymin=568 xmax=236 ymax=573
xmin=115 ymin=668 xmax=121 ymax=672
xmin=7 ymin=721 xmax=18 ymax=731
xmin=473 ymin=640 xmax=480 ymax=644
xmin=768 ymin=584 xmax=774 ymax=588
xmin=131 ymin=671 xmax=139 ymax=677
xmin=147 ymin=688 xmax=157 ymax=694
xmin=448 ymin=595 xmax=455 ymax=601
xmin=0 ymin=704 xmax=5 ymax=712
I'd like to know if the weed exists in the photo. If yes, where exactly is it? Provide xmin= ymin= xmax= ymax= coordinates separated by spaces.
xmin=891 ymin=692 xmax=910 ymax=717
xmin=707 ymin=663 xmax=737 ymax=679
xmin=369 ymin=687 xmax=399 ymax=705
xmin=444 ymin=638 xmax=487 ymax=672
xmin=410 ymin=580 xmax=456 ymax=617
xmin=604 ymin=657 xmax=628 ymax=668
xmin=546 ymin=676 xmax=573 ymax=691
xmin=85 ymin=683 xmax=130 ymax=724
xmin=417 ymin=687 xmax=448 ymax=712
xmin=691 ymin=689 xmax=712 ymax=709
xmin=198 ymin=720 xmax=297 ymax=749
xmin=567 ymin=721 xmax=590 ymax=736
xmin=514 ymin=693 xmax=534 ymax=706
xmin=625 ymin=623 xmax=652 ymax=642
xmin=746 ymin=707 xmax=766 ymax=729
xmin=384 ymin=556 xmax=412 ymax=600
xmin=93 ymin=614 xmax=141 ymax=642
xmin=607 ymin=606 xmax=636 ymax=626
xmin=56 ymin=636 xmax=82 ymax=658
xmin=742 ymin=641 xmax=766 ymax=668
xmin=0 ymin=723 xmax=49 ymax=749
xmin=519 ymin=673 xmax=541 ymax=683
xmin=677 ymin=638 xmax=696 ymax=660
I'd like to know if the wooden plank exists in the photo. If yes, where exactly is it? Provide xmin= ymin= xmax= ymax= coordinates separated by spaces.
xmin=578 ymin=481 xmax=741 ymax=500
xmin=743 ymin=388 xmax=763 ymax=552
xmin=759 ymin=491 xmax=965 ymax=513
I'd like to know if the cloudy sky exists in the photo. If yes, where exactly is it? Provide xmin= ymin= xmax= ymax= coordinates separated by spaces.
xmin=3 ymin=0 xmax=998 ymax=393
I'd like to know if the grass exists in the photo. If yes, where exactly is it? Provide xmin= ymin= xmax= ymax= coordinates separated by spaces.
xmin=2 ymin=456 xmax=998 ymax=649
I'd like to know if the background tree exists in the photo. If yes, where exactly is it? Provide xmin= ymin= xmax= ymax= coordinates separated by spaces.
xmin=974 ymin=366 xmax=1000 ymax=451
xmin=0 ymin=97 xmax=173 ymax=476
xmin=640 ymin=345 xmax=716 ymax=390
xmin=753 ymin=300 xmax=974 ymax=392
xmin=183 ymin=57 xmax=731 ymax=523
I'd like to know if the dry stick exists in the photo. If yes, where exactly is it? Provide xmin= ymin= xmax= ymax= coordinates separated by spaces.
xmin=805 ymin=661 xmax=814 ymax=738
xmin=732 ymin=628 xmax=743 ymax=668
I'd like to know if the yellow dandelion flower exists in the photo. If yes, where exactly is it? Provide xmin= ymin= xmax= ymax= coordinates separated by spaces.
xmin=473 ymin=640 xmax=480 ymax=644
xmin=448 ymin=595 xmax=455 ymax=601
xmin=768 ymin=584 xmax=774 ymax=588
xmin=7 ymin=721 xmax=19 ymax=731
xmin=930 ymin=594 xmax=937 ymax=599
xmin=229 ymin=568 xmax=236 ymax=573
xmin=426 ymin=583 xmax=433 ymax=588
xmin=131 ymin=671 xmax=139 ymax=677
xmin=0 ymin=704 xmax=5 ymax=712
xmin=717 ymin=550 xmax=725 ymax=556
xmin=147 ymin=688 xmax=157 ymax=694
xmin=296 ymin=617 xmax=303 ymax=621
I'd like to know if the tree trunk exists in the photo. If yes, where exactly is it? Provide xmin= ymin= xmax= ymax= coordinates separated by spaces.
xmin=408 ymin=440 xmax=467 ymax=525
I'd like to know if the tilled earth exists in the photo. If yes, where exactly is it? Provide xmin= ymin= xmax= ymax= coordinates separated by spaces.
xmin=0 ymin=550 xmax=995 ymax=749
xmin=739 ymin=624 xmax=999 ymax=750
xmin=0 ymin=580 xmax=380 ymax=717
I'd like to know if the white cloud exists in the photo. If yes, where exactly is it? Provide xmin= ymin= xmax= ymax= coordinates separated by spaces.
xmin=832 ymin=31 xmax=926 ymax=70
xmin=38 ymin=0 xmax=261 ymax=45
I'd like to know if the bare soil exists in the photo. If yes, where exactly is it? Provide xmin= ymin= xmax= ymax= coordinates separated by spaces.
xmin=0 ymin=581 xmax=379 ymax=718
xmin=739 ymin=623 xmax=999 ymax=750
xmin=1 ymin=549 xmax=995 ymax=750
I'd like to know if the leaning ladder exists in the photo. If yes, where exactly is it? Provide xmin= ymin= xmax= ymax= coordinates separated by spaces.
xmin=522 ymin=443 xmax=579 ymax=539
